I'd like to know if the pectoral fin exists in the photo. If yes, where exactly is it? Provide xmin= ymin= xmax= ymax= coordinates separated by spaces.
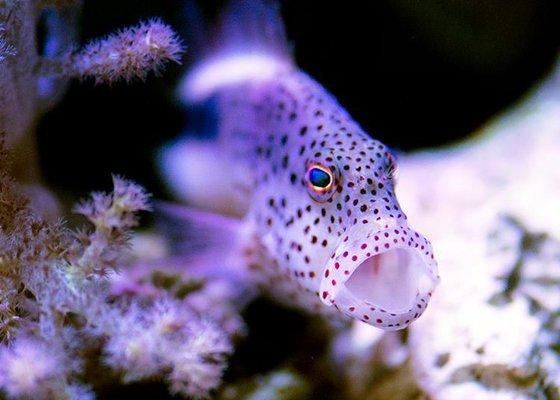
xmin=158 ymin=138 xmax=249 ymax=217
xmin=155 ymin=201 xmax=259 ymax=283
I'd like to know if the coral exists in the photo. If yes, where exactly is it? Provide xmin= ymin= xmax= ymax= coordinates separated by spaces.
xmin=218 ymin=369 xmax=311 ymax=400
xmin=104 ymin=298 xmax=232 ymax=397
xmin=0 ymin=24 xmax=15 ymax=62
xmin=0 ymin=142 xmax=238 ymax=398
xmin=0 ymin=10 xmax=197 ymax=395
xmin=0 ymin=336 xmax=93 ymax=399
xmin=110 ymin=255 xmax=251 ymax=339
xmin=400 ymin=60 xmax=560 ymax=399
xmin=0 ymin=0 xmax=182 ymax=180
xmin=67 ymin=19 xmax=183 ymax=84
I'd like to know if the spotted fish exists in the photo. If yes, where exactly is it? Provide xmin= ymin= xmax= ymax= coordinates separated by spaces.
xmin=160 ymin=0 xmax=439 ymax=330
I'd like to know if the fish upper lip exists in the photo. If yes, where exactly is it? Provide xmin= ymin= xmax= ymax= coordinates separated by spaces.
xmin=318 ymin=224 xmax=439 ymax=326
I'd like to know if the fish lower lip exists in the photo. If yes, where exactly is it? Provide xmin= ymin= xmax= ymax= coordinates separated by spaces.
xmin=319 ymin=225 xmax=439 ymax=329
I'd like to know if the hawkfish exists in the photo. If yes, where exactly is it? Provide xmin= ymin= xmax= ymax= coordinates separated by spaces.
xmin=159 ymin=0 xmax=439 ymax=330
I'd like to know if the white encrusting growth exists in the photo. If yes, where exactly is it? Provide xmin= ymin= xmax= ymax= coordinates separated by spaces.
xmin=331 ymin=57 xmax=560 ymax=399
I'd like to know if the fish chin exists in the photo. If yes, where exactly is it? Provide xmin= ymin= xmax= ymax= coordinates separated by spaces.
xmin=319 ymin=223 xmax=439 ymax=330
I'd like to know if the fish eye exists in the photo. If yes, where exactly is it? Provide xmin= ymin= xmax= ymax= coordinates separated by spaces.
xmin=308 ymin=166 xmax=333 ymax=190
xmin=306 ymin=163 xmax=335 ymax=202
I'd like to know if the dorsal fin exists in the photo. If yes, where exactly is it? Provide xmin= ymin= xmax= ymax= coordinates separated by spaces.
xmin=178 ymin=0 xmax=294 ymax=102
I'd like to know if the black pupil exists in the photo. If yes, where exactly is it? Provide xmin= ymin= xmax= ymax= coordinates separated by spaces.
xmin=309 ymin=168 xmax=331 ymax=188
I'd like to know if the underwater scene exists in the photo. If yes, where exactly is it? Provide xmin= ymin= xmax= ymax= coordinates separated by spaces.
xmin=0 ymin=0 xmax=559 ymax=399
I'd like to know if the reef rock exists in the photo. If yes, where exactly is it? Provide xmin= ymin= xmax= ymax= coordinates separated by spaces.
xmin=397 ymin=58 xmax=560 ymax=399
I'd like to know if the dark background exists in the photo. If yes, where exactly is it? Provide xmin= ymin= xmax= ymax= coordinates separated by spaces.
xmin=37 ymin=0 xmax=560 ymax=199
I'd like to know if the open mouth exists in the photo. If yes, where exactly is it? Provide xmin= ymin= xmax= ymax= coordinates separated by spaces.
xmin=345 ymin=248 xmax=434 ymax=312
xmin=319 ymin=224 xmax=439 ymax=330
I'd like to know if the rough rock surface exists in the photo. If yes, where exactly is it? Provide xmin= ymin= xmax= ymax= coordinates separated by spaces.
xmin=396 ymin=59 xmax=560 ymax=400
xmin=333 ymin=59 xmax=560 ymax=400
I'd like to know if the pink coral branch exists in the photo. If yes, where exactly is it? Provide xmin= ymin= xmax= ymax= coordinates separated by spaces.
xmin=70 ymin=18 xmax=184 ymax=84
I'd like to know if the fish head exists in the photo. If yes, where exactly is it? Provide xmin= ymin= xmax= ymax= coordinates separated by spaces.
xmin=294 ymin=134 xmax=439 ymax=330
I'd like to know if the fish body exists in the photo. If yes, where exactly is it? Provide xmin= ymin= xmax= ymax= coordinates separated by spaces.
xmin=161 ymin=1 xmax=439 ymax=330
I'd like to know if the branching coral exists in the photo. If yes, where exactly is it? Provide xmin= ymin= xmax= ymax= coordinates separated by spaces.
xmin=0 ymin=141 xmax=238 ymax=399
xmin=66 ymin=19 xmax=183 ymax=84
xmin=0 ymin=3 xmax=243 ymax=396
xmin=0 ymin=0 xmax=183 ymax=180
xmin=0 ymin=336 xmax=92 ymax=399
xmin=103 ymin=298 xmax=232 ymax=397
xmin=38 ymin=18 xmax=183 ymax=85
xmin=0 ymin=24 xmax=15 ymax=62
